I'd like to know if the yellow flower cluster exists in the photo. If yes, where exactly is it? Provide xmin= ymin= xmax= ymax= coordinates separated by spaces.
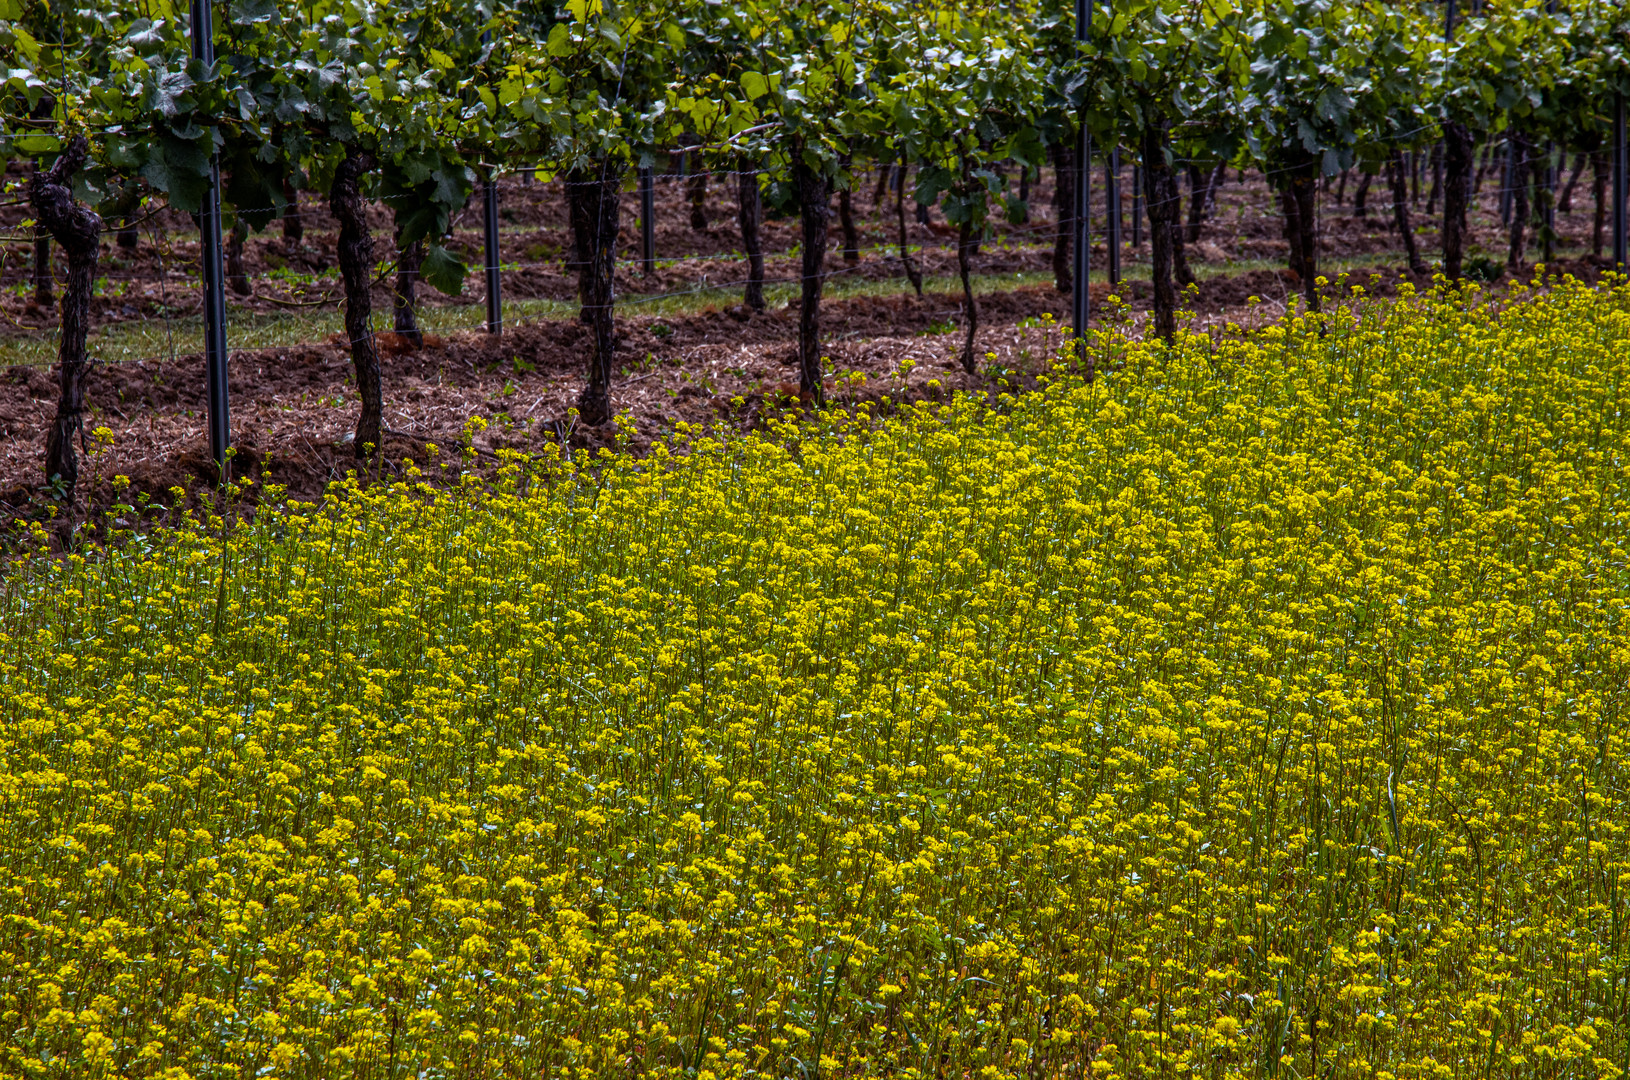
xmin=3 ymin=277 xmax=1629 ymax=1078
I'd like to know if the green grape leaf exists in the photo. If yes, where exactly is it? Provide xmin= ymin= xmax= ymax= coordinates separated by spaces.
xmin=123 ymin=19 xmax=167 ymax=51
xmin=102 ymin=136 xmax=146 ymax=172
xmin=393 ymin=201 xmax=444 ymax=248
xmin=144 ymin=68 xmax=195 ymax=120
xmin=139 ymin=134 xmax=212 ymax=211
xmin=546 ymin=23 xmax=573 ymax=58
xmin=421 ymin=243 xmax=467 ymax=296
xmin=230 ymin=0 xmax=278 ymax=26
xmin=13 ymin=133 xmax=61 ymax=153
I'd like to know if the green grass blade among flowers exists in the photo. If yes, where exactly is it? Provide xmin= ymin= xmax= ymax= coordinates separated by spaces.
xmin=2 ymin=276 xmax=1629 ymax=1078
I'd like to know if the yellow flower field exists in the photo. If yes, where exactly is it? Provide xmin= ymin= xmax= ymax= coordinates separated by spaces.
xmin=3 ymin=278 xmax=1629 ymax=1078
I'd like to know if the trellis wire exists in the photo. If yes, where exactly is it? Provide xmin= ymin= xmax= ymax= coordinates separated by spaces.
xmin=0 ymin=148 xmax=1611 ymax=374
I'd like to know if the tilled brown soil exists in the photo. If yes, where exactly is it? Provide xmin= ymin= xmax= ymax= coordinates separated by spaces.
xmin=0 ymin=161 xmax=1614 ymax=541
xmin=0 ymin=293 xmax=1026 ymax=535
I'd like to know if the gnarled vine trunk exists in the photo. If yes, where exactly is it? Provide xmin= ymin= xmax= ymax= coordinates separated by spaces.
xmin=1141 ymin=120 xmax=1179 ymax=344
xmin=839 ymin=187 xmax=860 ymax=264
xmin=282 ymin=177 xmax=304 ymax=246
xmin=1185 ymin=162 xmax=1226 ymax=244
xmin=1506 ymin=132 xmax=1531 ymax=271
xmin=1558 ymin=152 xmax=1585 ymax=213
xmin=566 ymin=166 xmax=622 ymax=425
xmin=394 ymin=232 xmax=426 ymax=344
xmin=1282 ymin=186 xmax=1306 ymax=281
xmin=227 ymin=220 xmax=252 ymax=296
xmin=1288 ymin=167 xmax=1320 ymax=312
xmin=1442 ymin=122 xmax=1475 ymax=281
xmin=687 ymin=169 xmax=708 ymax=231
xmin=956 ymin=190 xmax=978 ymax=373
xmin=793 ymin=152 xmax=828 ymax=404
xmin=1533 ymin=143 xmax=1555 ymax=266
xmin=329 ymin=146 xmax=383 ymax=459
xmin=1386 ymin=151 xmax=1428 ymax=275
xmin=28 ymin=136 xmax=101 ymax=496
xmin=837 ymin=152 xmax=859 ymax=263
xmin=1474 ymin=139 xmax=1495 ymax=194
xmin=568 ymin=180 xmax=596 ymax=328
xmin=736 ymin=164 xmax=766 ymax=311
xmin=895 ymin=168 xmax=923 ymax=297
xmin=1166 ymin=164 xmax=1195 ymax=288
xmin=1050 ymin=140 xmax=1074 ymax=295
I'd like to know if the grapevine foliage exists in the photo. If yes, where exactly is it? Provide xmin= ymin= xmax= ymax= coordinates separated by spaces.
xmin=0 ymin=0 xmax=1626 ymax=458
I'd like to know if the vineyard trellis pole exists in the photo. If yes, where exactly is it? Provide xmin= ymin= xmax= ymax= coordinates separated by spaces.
xmin=189 ymin=0 xmax=230 ymax=473
xmin=484 ymin=174 xmax=502 ymax=334
xmin=1615 ymin=92 xmax=1626 ymax=269
xmin=1071 ymin=0 xmax=1090 ymax=345
xmin=1540 ymin=0 xmax=1553 ymax=263
xmin=640 ymin=166 xmax=656 ymax=276
xmin=482 ymin=30 xmax=502 ymax=335
xmin=1106 ymin=148 xmax=1121 ymax=284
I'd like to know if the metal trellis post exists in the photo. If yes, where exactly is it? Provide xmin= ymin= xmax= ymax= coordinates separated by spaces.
xmin=1071 ymin=0 xmax=1091 ymax=345
xmin=1542 ymin=0 xmax=1556 ymax=261
xmin=640 ymin=167 xmax=656 ymax=276
xmin=481 ymin=28 xmax=501 ymax=335
xmin=1106 ymin=148 xmax=1121 ymax=285
xmin=484 ymin=174 xmax=502 ymax=335
xmin=1615 ymin=93 xmax=1627 ymax=270
xmin=190 ymin=0 xmax=229 ymax=475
